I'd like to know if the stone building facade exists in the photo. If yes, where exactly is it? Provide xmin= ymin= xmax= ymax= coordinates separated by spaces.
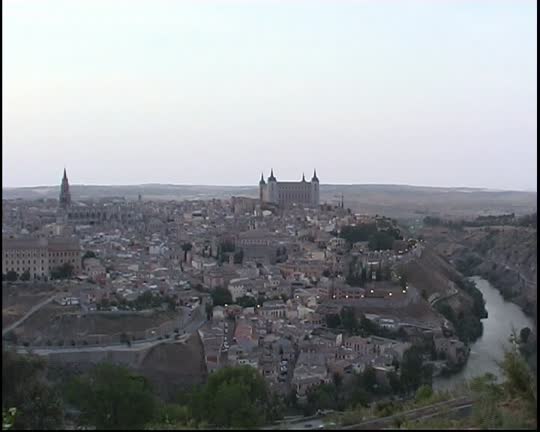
xmin=2 ymin=236 xmax=81 ymax=279
xmin=259 ymin=170 xmax=319 ymax=208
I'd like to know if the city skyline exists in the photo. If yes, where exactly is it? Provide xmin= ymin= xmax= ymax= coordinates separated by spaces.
xmin=3 ymin=0 xmax=537 ymax=190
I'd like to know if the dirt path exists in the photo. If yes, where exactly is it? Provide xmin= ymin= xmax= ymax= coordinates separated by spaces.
xmin=2 ymin=294 xmax=59 ymax=337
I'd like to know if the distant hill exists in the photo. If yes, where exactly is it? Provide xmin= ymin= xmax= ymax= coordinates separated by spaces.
xmin=2 ymin=183 xmax=536 ymax=219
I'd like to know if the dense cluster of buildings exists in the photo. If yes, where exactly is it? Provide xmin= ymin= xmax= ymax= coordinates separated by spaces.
xmin=2 ymin=168 xmax=467 ymax=396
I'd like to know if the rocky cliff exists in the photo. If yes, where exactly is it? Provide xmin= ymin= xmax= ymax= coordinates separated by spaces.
xmin=422 ymin=225 xmax=537 ymax=318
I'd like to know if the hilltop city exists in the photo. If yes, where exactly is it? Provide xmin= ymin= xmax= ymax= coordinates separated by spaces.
xmin=2 ymin=169 xmax=536 ymax=429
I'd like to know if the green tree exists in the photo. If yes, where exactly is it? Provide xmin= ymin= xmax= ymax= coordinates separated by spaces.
xmin=400 ymin=346 xmax=425 ymax=394
xmin=339 ymin=224 xmax=377 ymax=244
xmin=305 ymin=384 xmax=339 ymax=415
xmin=2 ymin=350 xmax=63 ymax=430
xmin=285 ymin=388 xmax=298 ymax=408
xmin=19 ymin=270 xmax=31 ymax=281
xmin=388 ymin=371 xmax=402 ymax=394
xmin=368 ymin=231 xmax=395 ymax=251
xmin=66 ymin=363 xmax=157 ymax=430
xmin=2 ymin=408 xmax=17 ymax=430
xmin=148 ymin=403 xmax=191 ymax=428
xmin=189 ymin=366 xmax=272 ymax=428
xmin=358 ymin=366 xmax=378 ymax=394
xmin=50 ymin=263 xmax=74 ymax=280
xmin=325 ymin=314 xmax=341 ymax=329
xmin=349 ymin=387 xmax=370 ymax=408
xmin=236 ymin=296 xmax=257 ymax=308
xmin=519 ymin=327 xmax=531 ymax=344
xmin=415 ymin=385 xmax=433 ymax=402
xmin=340 ymin=307 xmax=359 ymax=335
xmin=211 ymin=287 xmax=233 ymax=306
xmin=181 ymin=243 xmax=192 ymax=261
xmin=498 ymin=346 xmax=537 ymax=416
xmin=83 ymin=251 xmax=97 ymax=260
xmin=6 ymin=271 xmax=18 ymax=282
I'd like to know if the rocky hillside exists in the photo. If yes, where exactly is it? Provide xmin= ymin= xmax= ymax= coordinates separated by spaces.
xmin=397 ymin=247 xmax=486 ymax=343
xmin=137 ymin=333 xmax=207 ymax=401
xmin=422 ymin=225 xmax=537 ymax=318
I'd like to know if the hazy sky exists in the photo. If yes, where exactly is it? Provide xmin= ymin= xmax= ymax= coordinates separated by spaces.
xmin=3 ymin=0 xmax=537 ymax=190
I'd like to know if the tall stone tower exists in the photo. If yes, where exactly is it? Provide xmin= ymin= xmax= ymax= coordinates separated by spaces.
xmin=59 ymin=168 xmax=72 ymax=210
xmin=311 ymin=169 xmax=320 ymax=207
xmin=259 ymin=172 xmax=266 ymax=203
xmin=267 ymin=169 xmax=278 ymax=204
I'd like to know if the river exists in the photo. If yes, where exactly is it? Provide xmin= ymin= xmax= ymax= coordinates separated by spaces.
xmin=433 ymin=276 xmax=534 ymax=391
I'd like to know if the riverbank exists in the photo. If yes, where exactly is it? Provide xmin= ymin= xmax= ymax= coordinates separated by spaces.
xmin=433 ymin=277 xmax=534 ymax=391
xmin=422 ymin=225 xmax=537 ymax=320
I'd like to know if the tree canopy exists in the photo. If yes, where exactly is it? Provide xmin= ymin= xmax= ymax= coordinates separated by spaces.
xmin=399 ymin=346 xmax=432 ymax=394
xmin=189 ymin=366 xmax=272 ymax=428
xmin=66 ymin=363 xmax=157 ymax=430
xmin=19 ymin=270 xmax=31 ymax=281
xmin=339 ymin=224 xmax=377 ymax=243
xmin=50 ymin=263 xmax=74 ymax=280
xmin=368 ymin=231 xmax=395 ymax=251
xmin=211 ymin=287 xmax=233 ymax=306
xmin=82 ymin=251 xmax=97 ymax=260
xmin=2 ymin=350 xmax=63 ymax=430
xmin=236 ymin=295 xmax=257 ymax=308
xmin=6 ymin=271 xmax=18 ymax=282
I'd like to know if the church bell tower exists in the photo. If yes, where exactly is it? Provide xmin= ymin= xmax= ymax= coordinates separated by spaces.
xmin=59 ymin=168 xmax=72 ymax=210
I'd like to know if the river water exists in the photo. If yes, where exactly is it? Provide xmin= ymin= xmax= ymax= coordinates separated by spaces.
xmin=433 ymin=276 xmax=534 ymax=391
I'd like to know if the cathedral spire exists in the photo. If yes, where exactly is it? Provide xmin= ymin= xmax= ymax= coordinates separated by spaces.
xmin=59 ymin=167 xmax=71 ymax=210
xmin=302 ymin=172 xmax=306 ymax=182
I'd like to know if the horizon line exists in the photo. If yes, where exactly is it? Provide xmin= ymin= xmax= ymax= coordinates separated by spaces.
xmin=2 ymin=182 xmax=537 ymax=193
